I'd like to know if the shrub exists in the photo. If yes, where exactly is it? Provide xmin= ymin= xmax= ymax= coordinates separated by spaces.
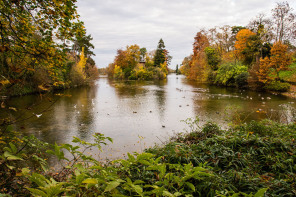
xmin=265 ymin=81 xmax=290 ymax=92
xmin=153 ymin=67 xmax=167 ymax=80
xmin=147 ymin=119 xmax=296 ymax=196
xmin=215 ymin=62 xmax=248 ymax=86
xmin=235 ymin=71 xmax=249 ymax=88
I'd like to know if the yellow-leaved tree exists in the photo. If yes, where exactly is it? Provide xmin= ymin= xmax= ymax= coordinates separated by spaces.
xmin=113 ymin=65 xmax=124 ymax=79
xmin=70 ymin=47 xmax=87 ymax=85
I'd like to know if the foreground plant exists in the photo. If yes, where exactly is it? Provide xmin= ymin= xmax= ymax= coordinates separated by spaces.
xmin=2 ymin=118 xmax=295 ymax=196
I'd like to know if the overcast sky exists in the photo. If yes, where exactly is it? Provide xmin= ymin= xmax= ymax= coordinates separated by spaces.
xmin=76 ymin=0 xmax=296 ymax=68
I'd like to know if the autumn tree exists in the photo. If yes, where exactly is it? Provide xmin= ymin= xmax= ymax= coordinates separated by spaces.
xmin=180 ymin=56 xmax=192 ymax=76
xmin=231 ymin=26 xmax=246 ymax=35
xmin=258 ymin=41 xmax=291 ymax=83
xmin=0 ymin=0 xmax=86 ymax=93
xmin=110 ymin=45 xmax=141 ymax=78
xmin=125 ymin=44 xmax=141 ymax=77
xmin=71 ymin=47 xmax=87 ymax=85
xmin=189 ymin=31 xmax=210 ymax=81
xmin=234 ymin=29 xmax=258 ymax=64
xmin=114 ymin=49 xmax=128 ymax=69
xmin=235 ymin=29 xmax=256 ymax=56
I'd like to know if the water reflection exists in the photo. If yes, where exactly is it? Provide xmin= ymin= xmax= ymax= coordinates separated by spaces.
xmin=1 ymin=74 xmax=295 ymax=161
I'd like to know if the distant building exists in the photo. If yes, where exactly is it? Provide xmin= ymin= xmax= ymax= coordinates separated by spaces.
xmin=139 ymin=57 xmax=146 ymax=67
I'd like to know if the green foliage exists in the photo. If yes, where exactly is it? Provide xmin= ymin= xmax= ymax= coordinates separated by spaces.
xmin=242 ymin=34 xmax=262 ymax=65
xmin=235 ymin=72 xmax=249 ymax=88
xmin=147 ymin=118 xmax=296 ymax=196
xmin=2 ymin=119 xmax=294 ymax=196
xmin=129 ymin=66 xmax=153 ymax=80
xmin=27 ymin=173 xmax=65 ymax=197
xmin=265 ymin=81 xmax=290 ymax=92
xmin=0 ymin=133 xmax=50 ymax=195
xmin=205 ymin=47 xmax=221 ymax=70
xmin=72 ymin=34 xmax=95 ymax=60
xmin=215 ymin=63 xmax=248 ymax=86
xmin=279 ymin=63 xmax=296 ymax=83
xmin=0 ymin=0 xmax=97 ymax=96
xmin=154 ymin=38 xmax=166 ymax=67
xmin=140 ymin=48 xmax=147 ymax=60
xmin=175 ymin=64 xmax=181 ymax=75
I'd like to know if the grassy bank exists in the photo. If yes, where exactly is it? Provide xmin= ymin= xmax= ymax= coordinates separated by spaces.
xmin=0 ymin=119 xmax=295 ymax=196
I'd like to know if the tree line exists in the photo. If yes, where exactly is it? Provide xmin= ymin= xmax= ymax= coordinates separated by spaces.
xmin=180 ymin=1 xmax=296 ymax=92
xmin=0 ymin=0 xmax=98 ymax=96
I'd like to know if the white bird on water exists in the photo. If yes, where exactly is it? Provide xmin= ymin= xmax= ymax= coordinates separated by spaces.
xmin=74 ymin=104 xmax=77 ymax=108
xmin=34 ymin=113 xmax=42 ymax=118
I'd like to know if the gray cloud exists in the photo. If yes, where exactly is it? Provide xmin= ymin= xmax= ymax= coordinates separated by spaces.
xmin=77 ymin=0 xmax=296 ymax=68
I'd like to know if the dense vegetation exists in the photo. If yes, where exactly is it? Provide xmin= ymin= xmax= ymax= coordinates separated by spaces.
xmin=180 ymin=2 xmax=296 ymax=92
xmin=107 ymin=39 xmax=172 ymax=80
xmin=1 ymin=117 xmax=295 ymax=196
xmin=0 ymin=0 xmax=98 ymax=96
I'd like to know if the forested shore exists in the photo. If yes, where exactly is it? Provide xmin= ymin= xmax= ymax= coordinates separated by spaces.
xmin=0 ymin=0 xmax=98 ymax=97
xmin=180 ymin=2 xmax=296 ymax=93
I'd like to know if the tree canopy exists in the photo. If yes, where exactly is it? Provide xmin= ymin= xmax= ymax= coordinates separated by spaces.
xmin=0 ymin=0 xmax=98 ymax=95
xmin=154 ymin=38 xmax=166 ymax=67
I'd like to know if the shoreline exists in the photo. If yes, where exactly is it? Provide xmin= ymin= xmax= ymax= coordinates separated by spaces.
xmin=282 ymin=85 xmax=296 ymax=99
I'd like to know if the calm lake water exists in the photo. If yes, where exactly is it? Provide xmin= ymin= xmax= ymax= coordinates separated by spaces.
xmin=3 ymin=74 xmax=296 ymax=160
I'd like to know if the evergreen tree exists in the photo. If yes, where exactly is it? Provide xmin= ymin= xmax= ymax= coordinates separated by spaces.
xmin=154 ymin=39 xmax=166 ymax=67
xmin=176 ymin=64 xmax=179 ymax=74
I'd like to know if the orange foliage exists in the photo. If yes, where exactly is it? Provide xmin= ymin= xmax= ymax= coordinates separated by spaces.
xmin=113 ymin=45 xmax=140 ymax=70
xmin=193 ymin=32 xmax=209 ymax=55
xmin=269 ymin=42 xmax=291 ymax=73
xmin=234 ymin=29 xmax=256 ymax=58
xmin=257 ymin=41 xmax=291 ymax=83
xmin=257 ymin=57 xmax=271 ymax=84
xmin=188 ymin=32 xmax=210 ymax=81
xmin=189 ymin=53 xmax=209 ymax=82
xmin=222 ymin=51 xmax=236 ymax=63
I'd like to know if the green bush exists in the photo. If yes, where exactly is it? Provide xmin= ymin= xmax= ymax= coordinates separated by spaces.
xmin=265 ymin=81 xmax=290 ymax=92
xmin=235 ymin=72 xmax=249 ymax=88
xmin=128 ymin=67 xmax=153 ymax=80
xmin=214 ymin=63 xmax=248 ymax=86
